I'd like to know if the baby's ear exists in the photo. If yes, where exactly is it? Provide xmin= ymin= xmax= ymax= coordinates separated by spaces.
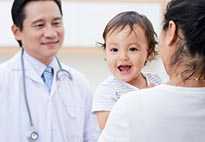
xmin=146 ymin=48 xmax=154 ymax=63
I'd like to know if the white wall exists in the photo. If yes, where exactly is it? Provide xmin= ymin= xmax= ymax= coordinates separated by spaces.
xmin=0 ymin=1 xmax=14 ymax=46
xmin=0 ymin=1 xmax=161 ymax=47
xmin=62 ymin=1 xmax=161 ymax=47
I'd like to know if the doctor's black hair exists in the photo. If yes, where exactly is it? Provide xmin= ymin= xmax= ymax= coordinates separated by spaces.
xmin=162 ymin=0 xmax=205 ymax=80
xmin=11 ymin=0 xmax=63 ymax=47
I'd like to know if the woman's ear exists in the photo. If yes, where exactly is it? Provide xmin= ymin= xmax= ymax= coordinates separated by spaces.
xmin=166 ymin=20 xmax=177 ymax=46
xmin=11 ymin=24 xmax=22 ymax=41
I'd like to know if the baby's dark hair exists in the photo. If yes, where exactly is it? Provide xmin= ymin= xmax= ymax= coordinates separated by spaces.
xmin=162 ymin=0 xmax=205 ymax=80
xmin=101 ymin=11 xmax=158 ymax=62
xmin=11 ymin=0 xmax=63 ymax=47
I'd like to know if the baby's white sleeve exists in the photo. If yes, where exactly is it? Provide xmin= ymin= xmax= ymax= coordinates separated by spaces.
xmin=92 ymin=84 xmax=117 ymax=112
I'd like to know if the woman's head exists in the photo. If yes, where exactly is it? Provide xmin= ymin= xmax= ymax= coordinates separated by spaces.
xmin=160 ymin=0 xmax=205 ymax=81
xmin=101 ymin=11 xmax=158 ymax=85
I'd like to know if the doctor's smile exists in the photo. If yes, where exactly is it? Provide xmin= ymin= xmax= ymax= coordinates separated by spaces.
xmin=41 ymin=40 xmax=60 ymax=48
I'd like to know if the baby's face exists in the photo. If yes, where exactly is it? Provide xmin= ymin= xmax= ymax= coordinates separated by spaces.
xmin=105 ymin=25 xmax=149 ymax=85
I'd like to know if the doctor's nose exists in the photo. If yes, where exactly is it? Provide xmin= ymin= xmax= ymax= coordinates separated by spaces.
xmin=43 ymin=26 xmax=58 ymax=39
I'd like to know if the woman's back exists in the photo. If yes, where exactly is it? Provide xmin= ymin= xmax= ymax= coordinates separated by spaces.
xmin=133 ymin=85 xmax=205 ymax=141
xmin=103 ymin=85 xmax=205 ymax=142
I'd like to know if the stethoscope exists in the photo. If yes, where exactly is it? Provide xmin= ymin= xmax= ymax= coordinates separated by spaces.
xmin=21 ymin=49 xmax=72 ymax=141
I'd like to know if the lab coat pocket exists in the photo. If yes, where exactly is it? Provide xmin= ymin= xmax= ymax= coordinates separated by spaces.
xmin=65 ymin=105 xmax=85 ymax=139
xmin=65 ymin=105 xmax=83 ymax=118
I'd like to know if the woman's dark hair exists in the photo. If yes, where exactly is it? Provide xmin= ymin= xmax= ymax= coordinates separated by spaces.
xmin=101 ymin=11 xmax=158 ymax=62
xmin=11 ymin=0 xmax=63 ymax=47
xmin=162 ymin=0 xmax=205 ymax=80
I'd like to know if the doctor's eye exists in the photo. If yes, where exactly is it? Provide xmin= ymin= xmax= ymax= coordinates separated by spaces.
xmin=52 ymin=20 xmax=63 ymax=27
xmin=33 ymin=23 xmax=45 ymax=29
xmin=52 ymin=18 xmax=63 ymax=27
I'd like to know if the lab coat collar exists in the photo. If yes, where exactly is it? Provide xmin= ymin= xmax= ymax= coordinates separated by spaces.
xmin=23 ymin=51 xmax=46 ymax=79
xmin=11 ymin=50 xmax=60 ymax=87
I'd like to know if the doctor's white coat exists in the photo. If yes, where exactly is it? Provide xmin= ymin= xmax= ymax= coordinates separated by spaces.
xmin=0 ymin=51 xmax=98 ymax=142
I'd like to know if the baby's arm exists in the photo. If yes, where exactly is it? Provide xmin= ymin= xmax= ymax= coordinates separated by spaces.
xmin=96 ymin=111 xmax=110 ymax=129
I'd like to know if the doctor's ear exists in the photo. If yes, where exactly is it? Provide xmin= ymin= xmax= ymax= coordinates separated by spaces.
xmin=11 ymin=24 xmax=22 ymax=41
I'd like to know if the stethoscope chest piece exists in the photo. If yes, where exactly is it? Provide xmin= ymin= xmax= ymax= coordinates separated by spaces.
xmin=27 ymin=127 xmax=39 ymax=142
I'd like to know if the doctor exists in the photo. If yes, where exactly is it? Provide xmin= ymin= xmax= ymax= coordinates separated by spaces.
xmin=0 ymin=0 xmax=98 ymax=142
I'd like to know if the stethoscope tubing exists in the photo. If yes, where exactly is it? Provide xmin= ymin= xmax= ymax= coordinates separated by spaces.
xmin=21 ymin=49 xmax=34 ymax=127
xmin=20 ymin=49 xmax=72 ymax=141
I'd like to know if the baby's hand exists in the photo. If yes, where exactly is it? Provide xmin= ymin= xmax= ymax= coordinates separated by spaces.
xmin=147 ymin=83 xmax=155 ymax=88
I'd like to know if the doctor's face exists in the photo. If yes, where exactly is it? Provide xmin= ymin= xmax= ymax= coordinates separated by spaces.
xmin=13 ymin=1 xmax=64 ymax=64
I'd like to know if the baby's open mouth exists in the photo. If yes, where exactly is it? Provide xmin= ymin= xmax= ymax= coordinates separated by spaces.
xmin=118 ymin=65 xmax=131 ymax=72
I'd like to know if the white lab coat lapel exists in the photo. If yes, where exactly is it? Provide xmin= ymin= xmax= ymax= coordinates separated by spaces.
xmin=24 ymin=56 xmax=45 ymax=86
xmin=50 ymin=63 xmax=78 ymax=106
xmin=11 ymin=51 xmax=44 ymax=86
xmin=24 ymin=61 xmax=45 ymax=85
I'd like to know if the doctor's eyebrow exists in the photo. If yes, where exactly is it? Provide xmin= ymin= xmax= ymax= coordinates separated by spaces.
xmin=52 ymin=17 xmax=63 ymax=23
xmin=31 ymin=17 xmax=63 ymax=26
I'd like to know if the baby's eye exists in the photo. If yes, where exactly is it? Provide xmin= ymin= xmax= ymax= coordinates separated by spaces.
xmin=110 ymin=48 xmax=118 ymax=52
xmin=129 ymin=47 xmax=138 ymax=52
